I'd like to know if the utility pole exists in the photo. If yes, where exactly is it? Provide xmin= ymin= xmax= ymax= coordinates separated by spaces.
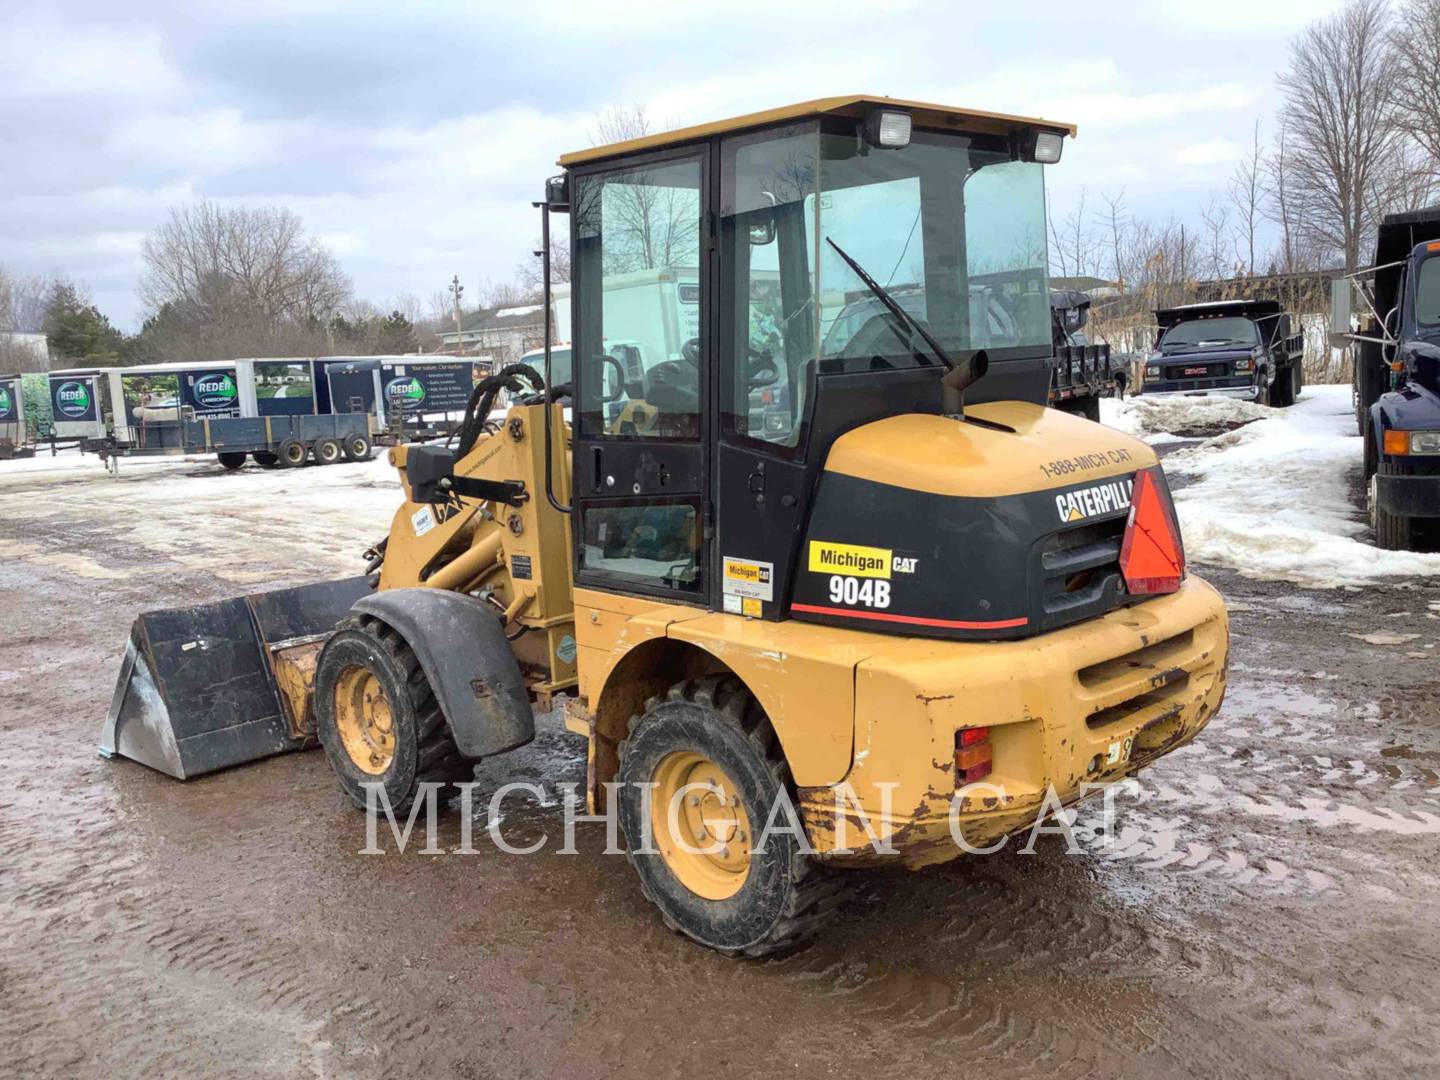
xmin=450 ymin=275 xmax=465 ymax=354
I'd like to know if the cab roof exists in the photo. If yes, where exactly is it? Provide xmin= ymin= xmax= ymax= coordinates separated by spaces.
xmin=1154 ymin=299 xmax=1281 ymax=328
xmin=558 ymin=95 xmax=1077 ymax=168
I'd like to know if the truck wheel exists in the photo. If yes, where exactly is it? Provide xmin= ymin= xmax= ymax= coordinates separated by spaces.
xmin=616 ymin=675 xmax=853 ymax=957
xmin=252 ymin=451 xmax=279 ymax=468
xmin=1263 ymin=369 xmax=1282 ymax=407
xmin=1372 ymin=465 xmax=1414 ymax=551
xmin=342 ymin=433 xmax=373 ymax=462
xmin=315 ymin=616 xmax=474 ymax=813
xmin=276 ymin=438 xmax=307 ymax=468
xmin=313 ymin=437 xmax=342 ymax=465
xmin=216 ymin=451 xmax=247 ymax=470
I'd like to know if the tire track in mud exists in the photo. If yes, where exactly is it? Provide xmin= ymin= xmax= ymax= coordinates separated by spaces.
xmin=0 ymin=781 xmax=468 ymax=1077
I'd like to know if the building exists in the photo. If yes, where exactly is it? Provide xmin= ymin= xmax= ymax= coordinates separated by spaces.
xmin=435 ymin=305 xmax=548 ymax=365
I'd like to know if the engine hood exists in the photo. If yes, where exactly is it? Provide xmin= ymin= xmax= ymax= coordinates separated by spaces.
xmin=823 ymin=401 xmax=1156 ymax=498
xmin=789 ymin=403 xmax=1174 ymax=641
xmin=1151 ymin=347 xmax=1255 ymax=365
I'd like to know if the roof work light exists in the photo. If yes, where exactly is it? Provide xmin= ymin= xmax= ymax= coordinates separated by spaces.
xmin=864 ymin=107 xmax=912 ymax=148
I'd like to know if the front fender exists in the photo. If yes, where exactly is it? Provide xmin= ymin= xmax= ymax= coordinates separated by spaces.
xmin=1375 ymin=383 xmax=1440 ymax=456
xmin=352 ymin=589 xmax=534 ymax=758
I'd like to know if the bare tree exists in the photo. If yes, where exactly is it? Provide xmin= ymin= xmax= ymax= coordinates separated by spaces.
xmin=1229 ymin=120 xmax=1265 ymax=276
xmin=0 ymin=266 xmax=52 ymax=334
xmin=584 ymin=104 xmax=698 ymax=275
xmin=1047 ymin=207 xmax=1071 ymax=279
xmin=1096 ymin=189 xmax=1130 ymax=289
xmin=1277 ymin=0 xmax=1406 ymax=272
xmin=516 ymin=235 xmax=571 ymax=293
xmin=1390 ymin=0 xmax=1440 ymax=163
xmin=140 ymin=201 xmax=351 ymax=359
xmin=1199 ymin=195 xmax=1234 ymax=281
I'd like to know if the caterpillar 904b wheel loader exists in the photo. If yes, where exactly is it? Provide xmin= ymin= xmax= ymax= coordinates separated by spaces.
xmin=100 ymin=96 xmax=1229 ymax=956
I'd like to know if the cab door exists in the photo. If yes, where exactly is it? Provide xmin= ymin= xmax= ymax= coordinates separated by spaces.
xmin=569 ymin=146 xmax=712 ymax=604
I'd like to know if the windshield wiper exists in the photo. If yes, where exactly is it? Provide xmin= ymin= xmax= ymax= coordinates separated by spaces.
xmin=825 ymin=237 xmax=987 ymax=403
xmin=826 ymin=237 xmax=950 ymax=370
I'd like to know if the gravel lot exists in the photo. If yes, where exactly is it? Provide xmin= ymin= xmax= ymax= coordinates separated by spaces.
xmin=2 ymin=436 xmax=1439 ymax=1078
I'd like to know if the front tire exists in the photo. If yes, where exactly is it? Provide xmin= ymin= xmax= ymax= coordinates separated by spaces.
xmin=217 ymin=451 xmax=247 ymax=470
xmin=616 ymin=675 xmax=853 ymax=957
xmin=1372 ymin=467 xmax=1414 ymax=551
xmin=315 ymin=616 xmax=475 ymax=812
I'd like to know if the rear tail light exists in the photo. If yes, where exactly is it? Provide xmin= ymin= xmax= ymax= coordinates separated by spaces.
xmin=955 ymin=727 xmax=992 ymax=785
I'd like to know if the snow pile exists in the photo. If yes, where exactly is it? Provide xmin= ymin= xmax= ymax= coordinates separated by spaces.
xmin=1163 ymin=385 xmax=1440 ymax=587
xmin=0 ymin=448 xmax=112 ymax=476
xmin=1101 ymin=395 xmax=1275 ymax=442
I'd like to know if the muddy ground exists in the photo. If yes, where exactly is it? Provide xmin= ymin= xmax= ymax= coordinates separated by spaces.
xmin=2 ymin=451 xmax=1439 ymax=1079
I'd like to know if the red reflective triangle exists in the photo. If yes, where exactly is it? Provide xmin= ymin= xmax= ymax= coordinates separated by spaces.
xmin=1120 ymin=468 xmax=1185 ymax=595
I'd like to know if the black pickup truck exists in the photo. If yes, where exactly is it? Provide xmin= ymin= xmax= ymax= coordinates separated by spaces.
xmin=1140 ymin=299 xmax=1305 ymax=406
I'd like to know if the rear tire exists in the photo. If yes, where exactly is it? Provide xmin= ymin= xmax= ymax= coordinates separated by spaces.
xmin=252 ymin=451 xmax=279 ymax=468
xmin=342 ymin=433 xmax=373 ymax=462
xmin=1270 ymin=365 xmax=1296 ymax=407
xmin=217 ymin=451 xmax=247 ymax=470
xmin=616 ymin=674 xmax=853 ymax=957
xmin=313 ymin=437 xmax=342 ymax=466
xmin=276 ymin=438 xmax=307 ymax=468
xmin=315 ymin=616 xmax=474 ymax=813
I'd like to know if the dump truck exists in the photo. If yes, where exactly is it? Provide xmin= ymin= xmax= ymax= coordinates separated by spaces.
xmin=100 ymin=96 xmax=1229 ymax=956
xmin=1048 ymin=289 xmax=1124 ymax=421
xmin=1332 ymin=207 xmax=1440 ymax=549
xmin=1141 ymin=300 xmax=1304 ymax=405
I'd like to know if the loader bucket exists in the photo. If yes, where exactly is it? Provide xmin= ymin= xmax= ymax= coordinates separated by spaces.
xmin=99 ymin=576 xmax=374 ymax=779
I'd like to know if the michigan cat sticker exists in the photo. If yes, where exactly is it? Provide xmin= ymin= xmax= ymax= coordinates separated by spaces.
xmin=722 ymin=556 xmax=774 ymax=601
xmin=1055 ymin=477 xmax=1134 ymax=524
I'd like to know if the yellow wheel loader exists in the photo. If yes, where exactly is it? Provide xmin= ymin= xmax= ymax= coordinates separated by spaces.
xmin=100 ymin=96 xmax=1229 ymax=956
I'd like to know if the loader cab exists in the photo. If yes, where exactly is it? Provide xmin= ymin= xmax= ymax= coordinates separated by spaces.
xmin=559 ymin=96 xmax=1069 ymax=618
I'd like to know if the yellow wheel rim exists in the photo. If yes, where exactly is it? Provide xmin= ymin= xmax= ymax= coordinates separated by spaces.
xmin=334 ymin=666 xmax=396 ymax=775
xmin=650 ymin=751 xmax=753 ymax=900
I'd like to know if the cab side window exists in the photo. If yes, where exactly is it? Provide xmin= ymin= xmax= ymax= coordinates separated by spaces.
xmin=720 ymin=130 xmax=818 ymax=450
xmin=572 ymin=158 xmax=703 ymax=439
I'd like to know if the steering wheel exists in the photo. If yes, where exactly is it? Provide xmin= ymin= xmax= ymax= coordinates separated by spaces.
xmin=681 ymin=336 xmax=701 ymax=366
xmin=746 ymin=346 xmax=781 ymax=388
xmin=644 ymin=359 xmax=700 ymax=413
xmin=839 ymin=311 xmax=937 ymax=362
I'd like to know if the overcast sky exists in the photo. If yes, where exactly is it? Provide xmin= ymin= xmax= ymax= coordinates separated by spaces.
xmin=2 ymin=0 xmax=1346 ymax=331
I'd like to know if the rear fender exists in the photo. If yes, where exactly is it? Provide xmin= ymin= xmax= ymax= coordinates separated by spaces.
xmin=352 ymin=589 xmax=534 ymax=757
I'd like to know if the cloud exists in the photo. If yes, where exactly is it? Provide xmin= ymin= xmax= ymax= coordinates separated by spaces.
xmin=1176 ymin=139 xmax=1241 ymax=166
xmin=0 ymin=0 xmax=1312 ymax=329
xmin=1147 ymin=0 xmax=1346 ymax=31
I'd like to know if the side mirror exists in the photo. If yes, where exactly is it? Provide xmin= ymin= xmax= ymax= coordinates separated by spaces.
xmin=748 ymin=191 xmax=779 ymax=245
